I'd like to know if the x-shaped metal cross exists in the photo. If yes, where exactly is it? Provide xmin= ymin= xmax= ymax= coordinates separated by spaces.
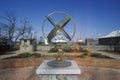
xmin=46 ymin=16 xmax=71 ymax=43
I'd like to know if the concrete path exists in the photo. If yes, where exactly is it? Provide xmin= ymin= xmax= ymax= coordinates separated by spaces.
xmin=0 ymin=50 xmax=46 ymax=59
xmin=91 ymin=50 xmax=120 ymax=60
xmin=0 ymin=50 xmax=22 ymax=59
xmin=0 ymin=49 xmax=120 ymax=60
xmin=0 ymin=50 xmax=80 ymax=59
xmin=0 ymin=66 xmax=120 ymax=80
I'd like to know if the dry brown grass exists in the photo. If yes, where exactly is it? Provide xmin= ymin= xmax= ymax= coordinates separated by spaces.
xmin=0 ymin=56 xmax=120 ymax=70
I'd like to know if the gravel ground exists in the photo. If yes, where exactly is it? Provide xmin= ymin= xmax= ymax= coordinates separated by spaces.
xmin=0 ymin=66 xmax=120 ymax=80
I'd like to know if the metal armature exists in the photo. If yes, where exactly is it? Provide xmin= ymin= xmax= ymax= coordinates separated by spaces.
xmin=42 ymin=11 xmax=76 ymax=67
xmin=42 ymin=11 xmax=76 ymax=43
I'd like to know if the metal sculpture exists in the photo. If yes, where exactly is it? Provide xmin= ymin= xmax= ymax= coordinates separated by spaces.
xmin=42 ymin=11 xmax=76 ymax=43
xmin=42 ymin=11 xmax=76 ymax=67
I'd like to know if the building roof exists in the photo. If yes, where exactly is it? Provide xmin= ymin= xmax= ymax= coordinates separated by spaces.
xmin=101 ymin=30 xmax=120 ymax=38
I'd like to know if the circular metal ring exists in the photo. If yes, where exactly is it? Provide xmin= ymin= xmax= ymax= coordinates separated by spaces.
xmin=42 ymin=11 xmax=76 ymax=43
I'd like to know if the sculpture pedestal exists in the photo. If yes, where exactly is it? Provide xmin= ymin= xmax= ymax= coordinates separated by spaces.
xmin=36 ymin=60 xmax=81 ymax=80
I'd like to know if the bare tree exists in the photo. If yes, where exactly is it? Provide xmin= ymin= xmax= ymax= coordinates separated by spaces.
xmin=0 ymin=26 xmax=6 ymax=41
xmin=0 ymin=12 xmax=33 ymax=50
xmin=20 ymin=19 xmax=33 ymax=39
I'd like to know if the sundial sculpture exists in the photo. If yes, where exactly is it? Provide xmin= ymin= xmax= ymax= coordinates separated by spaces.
xmin=42 ymin=11 xmax=76 ymax=67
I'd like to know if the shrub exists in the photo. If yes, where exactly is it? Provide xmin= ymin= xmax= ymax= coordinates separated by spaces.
xmin=90 ymin=53 xmax=113 ymax=59
xmin=63 ymin=47 xmax=72 ymax=52
xmin=80 ymin=52 xmax=89 ymax=58
xmin=79 ymin=47 xmax=89 ymax=52
xmin=5 ymin=53 xmax=32 ymax=59
xmin=48 ymin=47 xmax=58 ymax=53
xmin=80 ymin=52 xmax=113 ymax=59
xmin=17 ymin=53 xmax=32 ymax=58
xmin=13 ymin=43 xmax=20 ymax=50
xmin=4 ymin=52 xmax=41 ymax=59
xmin=0 ymin=45 xmax=10 ymax=52
xmin=32 ymin=53 xmax=41 ymax=58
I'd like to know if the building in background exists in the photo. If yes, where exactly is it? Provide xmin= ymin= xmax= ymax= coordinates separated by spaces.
xmin=85 ymin=38 xmax=98 ymax=45
xmin=98 ymin=30 xmax=120 ymax=52
xmin=20 ymin=38 xmax=36 ymax=52
xmin=76 ymin=37 xmax=84 ymax=44
xmin=99 ymin=30 xmax=120 ymax=45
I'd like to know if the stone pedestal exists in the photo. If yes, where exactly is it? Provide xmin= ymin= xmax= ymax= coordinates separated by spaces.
xmin=36 ymin=60 xmax=81 ymax=80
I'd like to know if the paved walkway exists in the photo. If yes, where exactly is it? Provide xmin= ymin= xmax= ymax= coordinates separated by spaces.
xmin=0 ymin=66 xmax=120 ymax=80
xmin=0 ymin=50 xmax=80 ymax=59
xmin=0 ymin=51 xmax=46 ymax=59
xmin=0 ymin=50 xmax=22 ymax=59
xmin=0 ymin=49 xmax=120 ymax=60
xmin=91 ymin=50 xmax=120 ymax=60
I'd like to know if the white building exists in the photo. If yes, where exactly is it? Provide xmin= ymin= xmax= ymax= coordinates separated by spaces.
xmin=99 ymin=30 xmax=120 ymax=45
xmin=20 ymin=38 xmax=36 ymax=52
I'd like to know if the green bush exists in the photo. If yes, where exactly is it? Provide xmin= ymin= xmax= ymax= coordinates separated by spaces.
xmin=17 ymin=53 xmax=32 ymax=58
xmin=90 ymin=53 xmax=113 ymax=59
xmin=48 ymin=47 xmax=72 ymax=53
xmin=48 ymin=47 xmax=58 ymax=53
xmin=80 ymin=52 xmax=113 ymax=59
xmin=32 ymin=53 xmax=41 ymax=58
xmin=80 ymin=52 xmax=89 ymax=58
xmin=4 ymin=53 xmax=41 ymax=59
xmin=63 ymin=47 xmax=72 ymax=52
xmin=79 ymin=47 xmax=89 ymax=52
xmin=13 ymin=43 xmax=20 ymax=48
